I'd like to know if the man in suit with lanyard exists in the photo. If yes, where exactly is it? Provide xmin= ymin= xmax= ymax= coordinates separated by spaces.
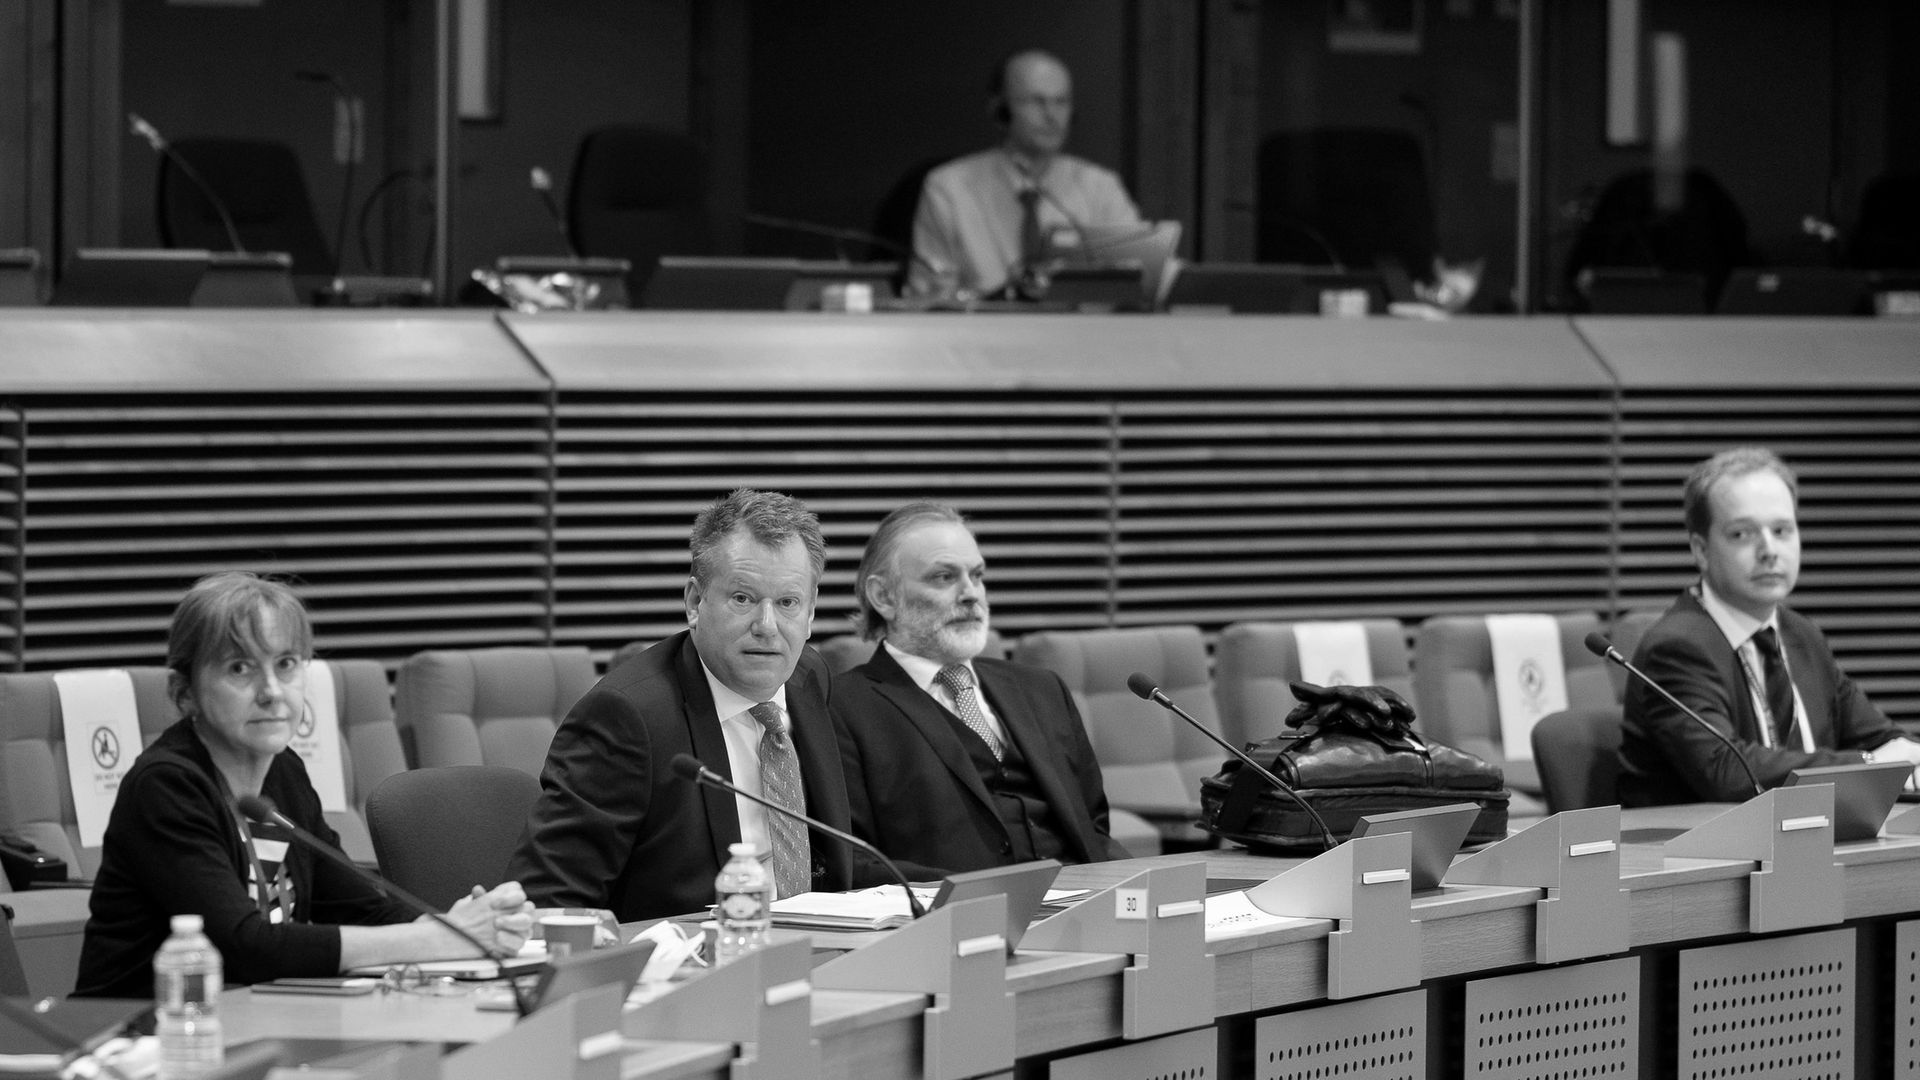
xmin=1618 ymin=447 xmax=1920 ymax=805
xmin=508 ymin=489 xmax=856 ymax=920
xmin=831 ymin=502 xmax=1130 ymax=878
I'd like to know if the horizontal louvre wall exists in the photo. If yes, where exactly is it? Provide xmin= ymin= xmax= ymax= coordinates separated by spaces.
xmin=17 ymin=393 xmax=555 ymax=668
xmin=1615 ymin=390 xmax=1920 ymax=725
xmin=1113 ymin=392 xmax=1619 ymax=630
xmin=0 ymin=404 xmax=21 ymax=668
xmin=551 ymin=393 xmax=1117 ymax=658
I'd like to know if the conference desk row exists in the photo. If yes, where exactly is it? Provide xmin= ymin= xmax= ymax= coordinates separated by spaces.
xmin=184 ymin=796 xmax=1920 ymax=1080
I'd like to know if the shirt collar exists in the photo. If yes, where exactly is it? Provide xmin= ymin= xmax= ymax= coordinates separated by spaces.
xmin=884 ymin=641 xmax=974 ymax=693
xmin=1696 ymin=579 xmax=1780 ymax=650
xmin=699 ymin=660 xmax=789 ymax=730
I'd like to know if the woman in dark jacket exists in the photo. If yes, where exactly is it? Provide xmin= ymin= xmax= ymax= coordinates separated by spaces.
xmin=75 ymin=572 xmax=532 ymax=998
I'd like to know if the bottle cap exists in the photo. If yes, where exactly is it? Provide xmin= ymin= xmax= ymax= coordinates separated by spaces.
xmin=170 ymin=914 xmax=204 ymax=934
xmin=727 ymin=842 xmax=756 ymax=857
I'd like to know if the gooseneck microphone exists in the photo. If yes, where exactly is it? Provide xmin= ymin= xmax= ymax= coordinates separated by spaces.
xmin=669 ymin=753 xmax=927 ymax=921
xmin=529 ymin=167 xmax=580 ymax=258
xmin=0 ymin=996 xmax=139 ymax=1080
xmin=234 ymin=795 xmax=532 ymax=1017
xmin=128 ymin=112 xmax=247 ymax=256
xmin=1125 ymin=673 xmax=1338 ymax=852
xmin=1582 ymin=631 xmax=1763 ymax=798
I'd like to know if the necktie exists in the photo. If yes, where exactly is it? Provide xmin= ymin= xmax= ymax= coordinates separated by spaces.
xmin=936 ymin=663 xmax=1003 ymax=760
xmin=1017 ymin=186 xmax=1045 ymax=281
xmin=748 ymin=702 xmax=812 ymax=898
xmin=1750 ymin=627 xmax=1796 ymax=741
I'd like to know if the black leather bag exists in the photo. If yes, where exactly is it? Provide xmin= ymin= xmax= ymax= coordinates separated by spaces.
xmin=1199 ymin=681 xmax=1509 ymax=852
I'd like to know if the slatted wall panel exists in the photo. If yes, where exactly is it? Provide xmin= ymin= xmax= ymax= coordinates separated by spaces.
xmin=0 ymin=403 xmax=22 ymax=668
xmin=16 ymin=393 xmax=554 ymax=668
xmin=550 ymin=394 xmax=1118 ymax=659
xmin=1112 ymin=392 xmax=1618 ymax=631
xmin=1615 ymin=390 xmax=1920 ymax=724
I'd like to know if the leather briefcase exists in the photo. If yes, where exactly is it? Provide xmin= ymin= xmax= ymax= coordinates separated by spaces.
xmin=1199 ymin=680 xmax=1509 ymax=852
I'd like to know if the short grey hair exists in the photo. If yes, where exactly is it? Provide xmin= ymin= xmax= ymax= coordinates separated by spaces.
xmin=852 ymin=502 xmax=969 ymax=641
xmin=689 ymin=488 xmax=826 ymax=587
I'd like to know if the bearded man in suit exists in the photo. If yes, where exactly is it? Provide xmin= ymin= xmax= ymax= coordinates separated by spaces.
xmin=830 ymin=502 xmax=1130 ymax=878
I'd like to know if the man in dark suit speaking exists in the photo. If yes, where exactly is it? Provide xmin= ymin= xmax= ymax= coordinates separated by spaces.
xmin=831 ymin=503 xmax=1129 ymax=879
xmin=507 ymin=489 xmax=856 ymax=920
xmin=1618 ymin=448 xmax=1920 ymax=805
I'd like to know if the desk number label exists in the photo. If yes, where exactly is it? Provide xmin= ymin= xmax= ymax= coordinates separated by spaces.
xmin=1115 ymin=888 xmax=1148 ymax=920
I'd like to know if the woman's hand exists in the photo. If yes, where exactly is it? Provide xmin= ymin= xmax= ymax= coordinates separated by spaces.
xmin=444 ymin=882 xmax=536 ymax=958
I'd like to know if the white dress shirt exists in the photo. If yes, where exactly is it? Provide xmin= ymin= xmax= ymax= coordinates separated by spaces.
xmin=883 ymin=642 xmax=1009 ymax=748
xmin=699 ymin=662 xmax=794 ymax=895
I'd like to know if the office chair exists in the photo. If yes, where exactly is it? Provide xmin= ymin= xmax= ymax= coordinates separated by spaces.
xmin=1213 ymin=619 xmax=1413 ymax=748
xmin=1256 ymin=128 xmax=1437 ymax=278
xmin=1849 ymin=173 xmax=1920 ymax=270
xmin=156 ymin=137 xmax=335 ymax=277
xmin=392 ymin=647 xmax=597 ymax=776
xmin=0 ymin=668 xmax=175 ymax=881
xmin=1410 ymin=612 xmax=1616 ymax=805
xmin=1531 ymin=706 xmax=1623 ymax=814
xmin=566 ymin=124 xmax=713 ymax=298
xmin=1016 ymin=625 xmax=1219 ymax=849
xmin=1563 ymin=167 xmax=1753 ymax=311
xmin=366 ymin=766 xmax=540 ymax=911
xmin=1604 ymin=608 xmax=1664 ymax=700
xmin=867 ymin=154 xmax=954 ymax=262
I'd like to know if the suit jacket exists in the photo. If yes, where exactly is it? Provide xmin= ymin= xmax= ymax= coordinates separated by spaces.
xmin=505 ymin=631 xmax=854 ymax=921
xmin=1618 ymin=588 xmax=1904 ymax=805
xmin=831 ymin=644 xmax=1130 ymax=880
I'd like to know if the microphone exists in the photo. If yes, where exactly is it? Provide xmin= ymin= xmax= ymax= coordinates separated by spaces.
xmin=0 ymin=996 xmax=142 ymax=1080
xmin=1582 ymin=631 xmax=1763 ymax=798
xmin=529 ymin=167 xmax=580 ymax=258
xmin=128 ymin=112 xmax=248 ymax=257
xmin=668 ymin=753 xmax=927 ymax=921
xmin=1125 ymin=673 xmax=1338 ymax=851
xmin=233 ymin=795 xmax=533 ymax=1017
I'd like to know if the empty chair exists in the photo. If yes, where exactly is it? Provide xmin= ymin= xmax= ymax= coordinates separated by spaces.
xmin=0 ymin=668 xmax=174 ymax=880
xmin=1563 ymin=167 xmax=1752 ymax=310
xmin=156 ymin=137 xmax=335 ymax=276
xmin=320 ymin=659 xmax=411 ymax=866
xmin=1257 ymin=127 xmax=1437 ymax=276
xmin=1214 ymin=619 xmax=1412 ymax=749
xmin=1016 ymin=625 xmax=1220 ymax=844
xmin=392 ymin=647 xmax=597 ymax=776
xmin=1849 ymin=172 xmax=1920 ymax=270
xmin=1531 ymin=706 xmax=1623 ymax=814
xmin=366 ymin=766 xmax=541 ymax=911
xmin=567 ymin=124 xmax=712 ymax=298
xmin=1411 ymin=612 xmax=1615 ymax=800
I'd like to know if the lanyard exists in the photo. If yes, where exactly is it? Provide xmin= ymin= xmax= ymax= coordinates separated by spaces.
xmin=1734 ymin=635 xmax=1814 ymax=753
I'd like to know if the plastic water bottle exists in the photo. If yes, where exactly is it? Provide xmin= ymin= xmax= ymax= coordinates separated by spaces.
xmin=154 ymin=913 xmax=223 ymax=1079
xmin=713 ymin=842 xmax=771 ymax=964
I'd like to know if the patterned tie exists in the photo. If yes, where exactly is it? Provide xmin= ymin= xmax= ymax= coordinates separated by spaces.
xmin=1750 ymin=627 xmax=1797 ymax=741
xmin=748 ymin=702 xmax=812 ymax=898
xmin=1017 ymin=186 xmax=1046 ymax=282
xmin=936 ymin=663 xmax=1003 ymax=760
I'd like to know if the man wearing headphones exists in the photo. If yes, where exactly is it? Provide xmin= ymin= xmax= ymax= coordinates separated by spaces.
xmin=908 ymin=49 xmax=1142 ymax=300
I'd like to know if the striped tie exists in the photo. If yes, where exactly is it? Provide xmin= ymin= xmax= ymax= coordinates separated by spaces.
xmin=749 ymin=701 xmax=812 ymax=898
xmin=936 ymin=663 xmax=1003 ymax=761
